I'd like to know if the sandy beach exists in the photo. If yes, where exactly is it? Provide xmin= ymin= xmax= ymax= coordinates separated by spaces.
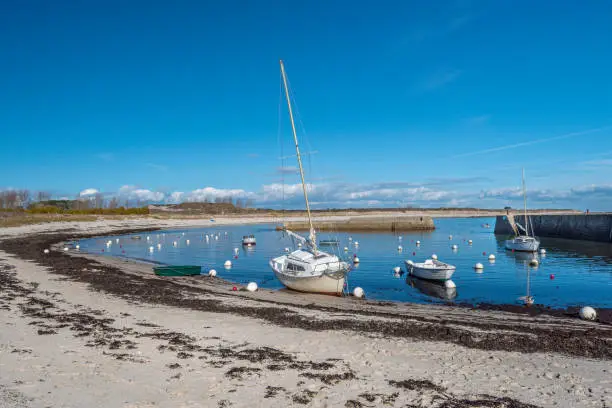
xmin=1 ymin=217 xmax=611 ymax=408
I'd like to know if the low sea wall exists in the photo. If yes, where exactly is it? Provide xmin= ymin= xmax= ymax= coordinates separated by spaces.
xmin=283 ymin=216 xmax=435 ymax=232
xmin=494 ymin=214 xmax=612 ymax=242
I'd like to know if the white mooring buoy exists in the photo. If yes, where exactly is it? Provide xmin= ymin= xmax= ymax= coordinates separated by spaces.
xmin=451 ymin=244 xmax=458 ymax=250
xmin=431 ymin=254 xmax=438 ymax=260
xmin=468 ymin=240 xmax=473 ymax=245
xmin=474 ymin=262 xmax=484 ymax=270
xmin=416 ymin=240 xmax=421 ymax=246
xmin=579 ymin=306 xmax=597 ymax=321
xmin=398 ymin=245 xmax=403 ymax=251
xmin=208 ymin=269 xmax=217 ymax=277
xmin=393 ymin=266 xmax=401 ymax=273
xmin=353 ymin=256 xmax=360 ymax=264
xmin=343 ymin=247 xmax=349 ymax=252
xmin=444 ymin=280 xmax=456 ymax=289
xmin=246 ymin=282 xmax=258 ymax=292
xmin=284 ymin=247 xmax=290 ymax=253
xmin=353 ymin=287 xmax=364 ymax=298
xmin=539 ymin=248 xmax=546 ymax=254
xmin=149 ymin=246 xmax=154 ymax=252
xmin=488 ymin=254 xmax=496 ymax=261
xmin=224 ymin=260 xmax=232 ymax=268
xmin=529 ymin=259 xmax=539 ymax=267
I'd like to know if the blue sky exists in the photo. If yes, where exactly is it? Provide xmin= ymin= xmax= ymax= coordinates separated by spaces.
xmin=1 ymin=0 xmax=611 ymax=209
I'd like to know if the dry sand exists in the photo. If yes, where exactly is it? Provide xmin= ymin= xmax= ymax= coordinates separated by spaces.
xmin=0 ymin=218 xmax=610 ymax=408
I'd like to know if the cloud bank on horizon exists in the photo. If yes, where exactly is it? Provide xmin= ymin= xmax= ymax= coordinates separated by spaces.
xmin=71 ymin=180 xmax=612 ymax=211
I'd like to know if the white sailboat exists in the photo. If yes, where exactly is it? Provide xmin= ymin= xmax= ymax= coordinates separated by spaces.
xmin=269 ymin=60 xmax=350 ymax=295
xmin=505 ymin=169 xmax=540 ymax=252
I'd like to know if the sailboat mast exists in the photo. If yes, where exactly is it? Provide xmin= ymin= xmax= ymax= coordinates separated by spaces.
xmin=522 ymin=168 xmax=528 ymax=236
xmin=279 ymin=60 xmax=317 ymax=250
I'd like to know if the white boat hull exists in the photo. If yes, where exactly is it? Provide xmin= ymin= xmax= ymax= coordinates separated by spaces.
xmin=270 ymin=260 xmax=346 ymax=295
xmin=505 ymin=238 xmax=540 ymax=252
xmin=405 ymin=261 xmax=455 ymax=281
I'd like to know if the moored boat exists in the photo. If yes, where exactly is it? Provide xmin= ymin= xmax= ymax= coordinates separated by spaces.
xmin=242 ymin=235 xmax=256 ymax=246
xmin=504 ymin=169 xmax=540 ymax=252
xmin=270 ymin=248 xmax=348 ymax=295
xmin=269 ymin=60 xmax=351 ymax=295
xmin=505 ymin=235 xmax=539 ymax=252
xmin=153 ymin=265 xmax=202 ymax=276
xmin=405 ymin=259 xmax=455 ymax=281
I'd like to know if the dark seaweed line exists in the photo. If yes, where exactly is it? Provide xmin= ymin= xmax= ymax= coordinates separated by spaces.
xmin=0 ymin=229 xmax=610 ymax=360
xmin=0 ymin=257 xmax=543 ymax=408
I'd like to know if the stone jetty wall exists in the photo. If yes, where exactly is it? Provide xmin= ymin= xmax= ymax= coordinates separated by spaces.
xmin=494 ymin=214 xmax=612 ymax=242
xmin=283 ymin=216 xmax=436 ymax=232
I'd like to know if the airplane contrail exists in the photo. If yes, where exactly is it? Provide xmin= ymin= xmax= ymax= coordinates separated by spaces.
xmin=452 ymin=126 xmax=612 ymax=158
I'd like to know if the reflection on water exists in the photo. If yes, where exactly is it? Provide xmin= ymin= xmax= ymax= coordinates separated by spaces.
xmin=78 ymin=218 xmax=612 ymax=308
xmin=407 ymin=277 xmax=457 ymax=301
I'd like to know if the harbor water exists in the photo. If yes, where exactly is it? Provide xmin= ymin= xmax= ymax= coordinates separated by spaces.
xmin=78 ymin=217 xmax=612 ymax=309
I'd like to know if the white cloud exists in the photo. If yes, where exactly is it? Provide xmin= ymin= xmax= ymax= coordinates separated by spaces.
xmin=117 ymin=185 xmax=165 ymax=202
xmin=92 ymin=179 xmax=612 ymax=211
xmin=79 ymin=188 xmax=99 ymax=197
xmin=168 ymin=192 xmax=184 ymax=203
xmin=182 ymin=187 xmax=255 ymax=202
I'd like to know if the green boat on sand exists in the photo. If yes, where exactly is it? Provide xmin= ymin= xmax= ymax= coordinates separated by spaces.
xmin=153 ymin=265 xmax=203 ymax=276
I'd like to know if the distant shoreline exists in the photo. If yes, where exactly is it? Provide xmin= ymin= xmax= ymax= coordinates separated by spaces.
xmin=1 ymin=208 xmax=581 ymax=229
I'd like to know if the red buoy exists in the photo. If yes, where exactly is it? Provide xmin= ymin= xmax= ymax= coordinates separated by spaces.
xmin=550 ymin=274 xmax=555 ymax=280
xmin=232 ymin=286 xmax=237 ymax=291
xmin=482 ymin=251 xmax=486 ymax=255
xmin=412 ymin=252 xmax=416 ymax=256
xmin=234 ymin=255 xmax=238 ymax=259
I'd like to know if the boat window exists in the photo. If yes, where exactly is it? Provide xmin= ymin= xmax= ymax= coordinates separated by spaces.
xmin=287 ymin=263 xmax=305 ymax=271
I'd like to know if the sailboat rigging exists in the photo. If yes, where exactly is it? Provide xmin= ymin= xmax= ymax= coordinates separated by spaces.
xmin=505 ymin=168 xmax=541 ymax=252
xmin=269 ymin=60 xmax=350 ymax=295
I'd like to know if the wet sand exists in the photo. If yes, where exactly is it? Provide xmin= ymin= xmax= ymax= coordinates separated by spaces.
xmin=0 ymin=219 xmax=611 ymax=407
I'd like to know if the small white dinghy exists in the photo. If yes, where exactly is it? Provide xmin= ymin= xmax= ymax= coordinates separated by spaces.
xmin=242 ymin=235 xmax=256 ymax=246
xmin=405 ymin=259 xmax=456 ymax=281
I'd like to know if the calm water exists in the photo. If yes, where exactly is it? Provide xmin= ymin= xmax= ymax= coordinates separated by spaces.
xmin=78 ymin=218 xmax=612 ymax=308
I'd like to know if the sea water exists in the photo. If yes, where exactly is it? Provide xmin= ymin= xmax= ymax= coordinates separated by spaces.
xmin=79 ymin=217 xmax=612 ymax=308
